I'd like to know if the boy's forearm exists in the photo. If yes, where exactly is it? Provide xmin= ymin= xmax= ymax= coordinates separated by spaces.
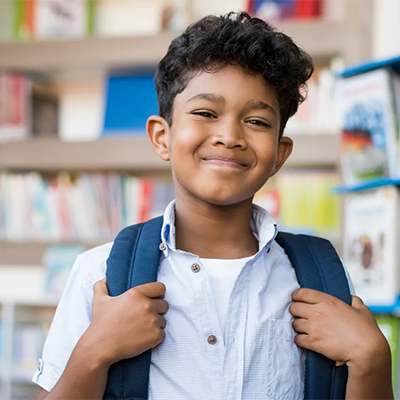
xmin=345 ymin=340 xmax=394 ymax=400
xmin=42 ymin=335 xmax=111 ymax=400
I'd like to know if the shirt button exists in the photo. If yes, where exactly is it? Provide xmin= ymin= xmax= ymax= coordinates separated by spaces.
xmin=159 ymin=243 xmax=166 ymax=251
xmin=207 ymin=335 xmax=217 ymax=345
xmin=267 ymin=247 xmax=271 ymax=253
xmin=191 ymin=263 xmax=200 ymax=273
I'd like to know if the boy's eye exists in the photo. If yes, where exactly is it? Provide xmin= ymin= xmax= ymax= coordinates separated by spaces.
xmin=246 ymin=119 xmax=272 ymax=128
xmin=192 ymin=111 xmax=216 ymax=118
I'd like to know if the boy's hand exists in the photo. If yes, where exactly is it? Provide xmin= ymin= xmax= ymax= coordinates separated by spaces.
xmin=82 ymin=278 xmax=168 ymax=367
xmin=289 ymin=288 xmax=389 ymax=370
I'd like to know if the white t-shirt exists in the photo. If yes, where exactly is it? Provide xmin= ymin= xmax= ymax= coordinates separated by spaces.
xmin=200 ymin=256 xmax=253 ymax=340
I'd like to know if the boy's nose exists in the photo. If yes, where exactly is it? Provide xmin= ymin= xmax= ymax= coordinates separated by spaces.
xmin=210 ymin=121 xmax=247 ymax=149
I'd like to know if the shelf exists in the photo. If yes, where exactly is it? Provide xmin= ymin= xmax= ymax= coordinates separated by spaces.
xmin=0 ymin=133 xmax=340 ymax=173
xmin=0 ymin=137 xmax=169 ymax=173
xmin=0 ymin=32 xmax=177 ymax=73
xmin=0 ymin=20 xmax=348 ymax=73
xmin=368 ymin=296 xmax=400 ymax=316
xmin=0 ymin=297 xmax=60 ymax=307
xmin=0 ymin=241 xmax=104 ymax=266
xmin=335 ymin=178 xmax=400 ymax=194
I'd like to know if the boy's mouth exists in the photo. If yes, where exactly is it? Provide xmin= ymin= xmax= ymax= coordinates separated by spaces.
xmin=201 ymin=156 xmax=249 ymax=169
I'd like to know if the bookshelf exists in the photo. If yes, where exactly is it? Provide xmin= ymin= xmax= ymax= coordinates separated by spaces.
xmin=0 ymin=298 xmax=58 ymax=400
xmin=0 ymin=2 xmax=377 ymax=398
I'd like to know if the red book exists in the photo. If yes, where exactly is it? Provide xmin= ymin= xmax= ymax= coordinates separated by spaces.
xmin=139 ymin=179 xmax=154 ymax=223
xmin=295 ymin=0 xmax=321 ymax=19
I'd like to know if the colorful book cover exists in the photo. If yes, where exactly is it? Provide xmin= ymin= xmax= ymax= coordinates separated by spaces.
xmin=13 ymin=0 xmax=95 ymax=40
xmin=343 ymin=186 xmax=400 ymax=306
xmin=336 ymin=68 xmax=399 ymax=185
xmin=246 ymin=0 xmax=297 ymax=20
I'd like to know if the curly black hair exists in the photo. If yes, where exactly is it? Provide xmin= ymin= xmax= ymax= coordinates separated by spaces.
xmin=155 ymin=12 xmax=314 ymax=138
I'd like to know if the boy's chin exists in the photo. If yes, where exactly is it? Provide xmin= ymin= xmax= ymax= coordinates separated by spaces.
xmin=197 ymin=193 xmax=253 ymax=208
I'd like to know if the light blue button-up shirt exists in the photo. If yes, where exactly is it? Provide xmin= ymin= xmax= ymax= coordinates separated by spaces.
xmin=34 ymin=200 xmax=351 ymax=399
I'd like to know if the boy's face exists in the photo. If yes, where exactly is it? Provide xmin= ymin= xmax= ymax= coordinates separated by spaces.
xmin=147 ymin=65 xmax=292 ymax=206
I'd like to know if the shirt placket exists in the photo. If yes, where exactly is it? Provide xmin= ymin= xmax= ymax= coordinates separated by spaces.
xmin=176 ymin=252 xmax=226 ymax=396
xmin=219 ymin=260 xmax=253 ymax=400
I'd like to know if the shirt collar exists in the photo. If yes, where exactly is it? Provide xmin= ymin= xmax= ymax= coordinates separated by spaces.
xmin=160 ymin=200 xmax=278 ymax=256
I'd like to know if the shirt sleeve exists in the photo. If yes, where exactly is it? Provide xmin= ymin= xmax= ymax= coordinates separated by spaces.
xmin=343 ymin=265 xmax=356 ymax=296
xmin=32 ymin=250 xmax=106 ymax=392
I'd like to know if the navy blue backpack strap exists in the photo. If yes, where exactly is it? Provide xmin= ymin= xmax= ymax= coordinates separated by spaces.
xmin=275 ymin=232 xmax=352 ymax=400
xmin=103 ymin=216 xmax=164 ymax=400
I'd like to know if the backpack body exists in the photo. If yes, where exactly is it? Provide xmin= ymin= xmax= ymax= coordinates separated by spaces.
xmin=104 ymin=216 xmax=351 ymax=400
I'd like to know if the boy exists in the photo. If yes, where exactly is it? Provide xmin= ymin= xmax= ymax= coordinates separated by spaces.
xmin=33 ymin=12 xmax=393 ymax=400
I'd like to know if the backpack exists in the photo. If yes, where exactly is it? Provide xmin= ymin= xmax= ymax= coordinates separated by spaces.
xmin=104 ymin=216 xmax=351 ymax=400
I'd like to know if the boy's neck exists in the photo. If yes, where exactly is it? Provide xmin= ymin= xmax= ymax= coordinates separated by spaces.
xmin=174 ymin=196 xmax=258 ymax=260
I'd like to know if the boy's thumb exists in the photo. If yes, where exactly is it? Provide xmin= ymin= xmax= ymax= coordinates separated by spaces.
xmin=93 ymin=277 xmax=109 ymax=297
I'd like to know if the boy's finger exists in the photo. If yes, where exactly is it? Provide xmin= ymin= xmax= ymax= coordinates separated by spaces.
xmin=292 ymin=288 xmax=330 ymax=304
xmin=93 ymin=277 xmax=108 ymax=297
xmin=132 ymin=282 xmax=166 ymax=299
xmin=289 ymin=301 xmax=311 ymax=319
xmin=294 ymin=333 xmax=311 ymax=350
xmin=152 ymin=298 xmax=169 ymax=315
xmin=158 ymin=314 xmax=167 ymax=329
xmin=292 ymin=318 xmax=308 ymax=334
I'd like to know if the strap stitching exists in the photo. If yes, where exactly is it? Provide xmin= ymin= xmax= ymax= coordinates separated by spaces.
xmin=124 ymin=223 xmax=144 ymax=398
xmin=127 ymin=223 xmax=145 ymax=291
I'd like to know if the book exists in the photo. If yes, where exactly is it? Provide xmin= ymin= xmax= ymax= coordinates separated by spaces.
xmin=336 ymin=68 xmax=400 ymax=185
xmin=246 ymin=0 xmax=297 ymax=20
xmin=102 ymin=71 xmax=159 ymax=136
xmin=0 ymin=73 xmax=30 ymax=142
xmin=254 ymin=170 xmax=341 ymax=243
xmin=343 ymin=186 xmax=400 ymax=306
xmin=0 ymin=73 xmax=59 ymax=142
xmin=12 ymin=0 xmax=95 ymax=40
xmin=294 ymin=0 xmax=321 ymax=19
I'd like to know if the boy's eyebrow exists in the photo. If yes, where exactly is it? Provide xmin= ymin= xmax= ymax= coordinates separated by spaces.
xmin=186 ymin=93 xmax=225 ymax=104
xmin=245 ymin=100 xmax=277 ymax=115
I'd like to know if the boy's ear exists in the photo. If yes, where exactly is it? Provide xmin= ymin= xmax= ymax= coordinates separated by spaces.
xmin=271 ymin=136 xmax=293 ymax=177
xmin=146 ymin=115 xmax=170 ymax=162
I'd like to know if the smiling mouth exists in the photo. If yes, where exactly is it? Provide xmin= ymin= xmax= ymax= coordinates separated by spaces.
xmin=202 ymin=157 xmax=249 ymax=169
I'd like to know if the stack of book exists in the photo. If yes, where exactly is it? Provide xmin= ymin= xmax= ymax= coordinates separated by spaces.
xmin=0 ymin=73 xmax=59 ymax=142
xmin=0 ymin=172 xmax=175 ymax=242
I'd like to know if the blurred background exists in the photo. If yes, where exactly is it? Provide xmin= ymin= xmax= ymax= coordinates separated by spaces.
xmin=1 ymin=0 xmax=400 ymax=398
